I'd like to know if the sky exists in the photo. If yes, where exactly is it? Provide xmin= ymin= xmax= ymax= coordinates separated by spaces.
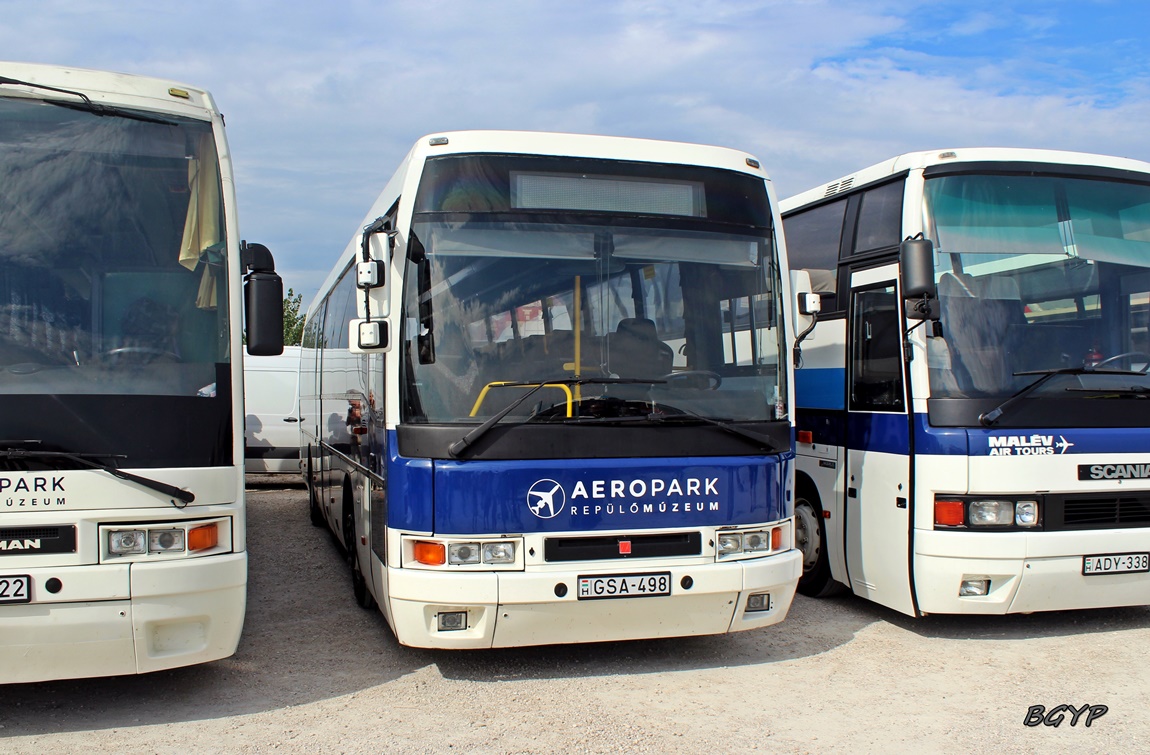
xmin=2 ymin=0 xmax=1149 ymax=304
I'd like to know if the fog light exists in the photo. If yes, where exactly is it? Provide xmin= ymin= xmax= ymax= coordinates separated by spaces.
xmin=448 ymin=543 xmax=480 ymax=565
xmin=959 ymin=579 xmax=990 ymax=597
xmin=149 ymin=529 xmax=186 ymax=553
xmin=1015 ymin=501 xmax=1039 ymax=527
xmin=717 ymin=533 xmax=742 ymax=555
xmin=482 ymin=542 xmax=516 ymax=564
xmin=746 ymin=593 xmax=771 ymax=612
xmin=437 ymin=610 xmax=467 ymax=631
xmin=109 ymin=530 xmax=146 ymax=555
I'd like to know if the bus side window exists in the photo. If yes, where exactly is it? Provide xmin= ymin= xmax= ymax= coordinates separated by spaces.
xmin=783 ymin=198 xmax=847 ymax=312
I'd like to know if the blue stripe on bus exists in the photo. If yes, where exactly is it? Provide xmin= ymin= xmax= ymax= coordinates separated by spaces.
xmin=797 ymin=410 xmax=1150 ymax=457
xmin=794 ymin=368 xmax=845 ymax=410
xmin=385 ymin=432 xmax=792 ymax=533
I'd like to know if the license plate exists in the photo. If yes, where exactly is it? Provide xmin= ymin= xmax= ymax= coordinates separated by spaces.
xmin=578 ymin=572 xmax=671 ymax=600
xmin=0 ymin=575 xmax=31 ymax=604
xmin=1082 ymin=553 xmax=1150 ymax=576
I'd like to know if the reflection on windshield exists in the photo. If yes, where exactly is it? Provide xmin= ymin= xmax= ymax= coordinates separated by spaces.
xmin=0 ymin=95 xmax=229 ymax=397
xmin=925 ymin=173 xmax=1150 ymax=399
xmin=403 ymin=220 xmax=785 ymax=424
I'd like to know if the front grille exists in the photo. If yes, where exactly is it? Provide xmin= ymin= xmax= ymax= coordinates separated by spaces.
xmin=0 ymin=525 xmax=76 ymax=555
xmin=544 ymin=532 xmax=702 ymax=562
xmin=1046 ymin=494 xmax=1150 ymax=530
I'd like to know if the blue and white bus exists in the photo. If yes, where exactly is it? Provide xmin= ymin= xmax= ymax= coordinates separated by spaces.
xmin=0 ymin=62 xmax=283 ymax=682
xmin=781 ymin=148 xmax=1150 ymax=615
xmin=301 ymin=131 xmax=801 ymax=648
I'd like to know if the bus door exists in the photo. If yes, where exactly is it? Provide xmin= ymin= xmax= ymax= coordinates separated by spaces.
xmin=844 ymin=265 xmax=915 ymax=614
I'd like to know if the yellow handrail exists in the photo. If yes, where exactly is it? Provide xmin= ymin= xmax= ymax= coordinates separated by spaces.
xmin=469 ymin=381 xmax=574 ymax=418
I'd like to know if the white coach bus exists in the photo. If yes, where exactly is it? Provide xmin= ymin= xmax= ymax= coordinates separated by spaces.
xmin=0 ymin=63 xmax=283 ymax=683
xmin=781 ymin=147 xmax=1150 ymax=615
xmin=302 ymin=130 xmax=802 ymax=648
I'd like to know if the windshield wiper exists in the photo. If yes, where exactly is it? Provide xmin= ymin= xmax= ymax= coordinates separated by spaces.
xmin=0 ymin=75 xmax=179 ymax=126
xmin=0 ymin=443 xmax=194 ymax=507
xmin=447 ymin=377 xmax=665 ymax=458
xmin=977 ymin=367 xmax=1144 ymax=426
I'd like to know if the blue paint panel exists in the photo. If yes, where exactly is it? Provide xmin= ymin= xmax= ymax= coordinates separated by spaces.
xmin=433 ymin=454 xmax=790 ymax=535
xmin=796 ymin=408 xmax=846 ymax=447
xmin=795 ymin=368 xmax=845 ymax=410
xmin=914 ymin=413 xmax=968 ymax=456
xmin=386 ymin=439 xmax=435 ymax=532
xmin=845 ymin=412 xmax=910 ymax=455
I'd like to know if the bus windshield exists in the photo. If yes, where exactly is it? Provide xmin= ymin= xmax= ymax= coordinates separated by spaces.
xmin=401 ymin=156 xmax=785 ymax=426
xmin=0 ymin=94 xmax=232 ymax=466
xmin=923 ymin=172 xmax=1150 ymax=400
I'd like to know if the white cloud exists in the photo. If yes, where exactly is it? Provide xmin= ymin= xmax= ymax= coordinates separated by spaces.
xmin=2 ymin=0 xmax=1147 ymax=298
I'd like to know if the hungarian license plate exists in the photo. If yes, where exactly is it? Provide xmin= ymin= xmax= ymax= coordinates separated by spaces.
xmin=0 ymin=575 xmax=31 ymax=604
xmin=1082 ymin=553 xmax=1150 ymax=576
xmin=578 ymin=572 xmax=671 ymax=600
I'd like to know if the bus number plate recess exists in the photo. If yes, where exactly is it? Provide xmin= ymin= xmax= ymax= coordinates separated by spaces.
xmin=1082 ymin=553 xmax=1150 ymax=576
xmin=578 ymin=572 xmax=671 ymax=600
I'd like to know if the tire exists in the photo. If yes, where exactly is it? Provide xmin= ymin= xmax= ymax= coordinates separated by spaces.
xmin=794 ymin=490 xmax=843 ymax=597
xmin=307 ymin=453 xmax=324 ymax=528
xmin=344 ymin=491 xmax=375 ymax=609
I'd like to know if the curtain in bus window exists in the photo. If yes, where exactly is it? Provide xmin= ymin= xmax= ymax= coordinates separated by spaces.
xmin=178 ymin=131 xmax=223 ymax=309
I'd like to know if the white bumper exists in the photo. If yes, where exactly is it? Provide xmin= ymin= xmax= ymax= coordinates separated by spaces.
xmin=386 ymin=549 xmax=801 ymax=649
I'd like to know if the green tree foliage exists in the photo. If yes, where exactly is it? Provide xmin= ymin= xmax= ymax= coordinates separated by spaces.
xmin=283 ymin=288 xmax=305 ymax=346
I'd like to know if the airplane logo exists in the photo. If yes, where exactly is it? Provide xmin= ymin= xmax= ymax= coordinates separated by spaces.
xmin=526 ymin=479 xmax=565 ymax=519
xmin=1056 ymin=436 xmax=1075 ymax=454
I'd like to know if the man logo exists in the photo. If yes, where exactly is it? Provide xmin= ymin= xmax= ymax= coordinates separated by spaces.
xmin=527 ymin=479 xmax=565 ymax=519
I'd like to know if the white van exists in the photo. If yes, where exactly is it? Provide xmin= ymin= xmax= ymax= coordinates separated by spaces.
xmin=244 ymin=346 xmax=302 ymax=474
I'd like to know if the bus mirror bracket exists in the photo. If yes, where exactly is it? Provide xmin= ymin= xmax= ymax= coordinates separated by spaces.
xmin=242 ymin=240 xmax=285 ymax=356
xmin=790 ymin=270 xmax=820 ymax=369
xmin=355 ymin=218 xmax=394 ymax=342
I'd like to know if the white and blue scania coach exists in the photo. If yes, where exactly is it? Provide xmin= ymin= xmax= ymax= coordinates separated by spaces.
xmin=301 ymin=131 xmax=801 ymax=648
xmin=782 ymin=147 xmax=1150 ymax=615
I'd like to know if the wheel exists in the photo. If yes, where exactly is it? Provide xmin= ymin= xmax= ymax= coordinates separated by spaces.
xmin=1093 ymin=351 xmax=1150 ymax=372
xmin=661 ymin=370 xmax=722 ymax=390
xmin=794 ymin=491 xmax=842 ymax=597
xmin=307 ymin=453 xmax=324 ymax=527
xmin=344 ymin=491 xmax=375 ymax=609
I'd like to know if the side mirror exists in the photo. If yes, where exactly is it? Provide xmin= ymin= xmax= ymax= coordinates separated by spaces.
xmin=790 ymin=270 xmax=820 ymax=369
xmin=900 ymin=236 xmax=940 ymax=321
xmin=350 ymin=220 xmax=393 ymax=352
xmin=243 ymin=242 xmax=284 ymax=356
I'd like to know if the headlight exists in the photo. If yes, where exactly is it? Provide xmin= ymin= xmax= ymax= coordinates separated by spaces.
xmin=448 ymin=542 xmax=481 ymax=565
xmin=1015 ymin=500 xmax=1040 ymax=527
xmin=969 ymin=500 xmax=1014 ymax=527
xmin=109 ymin=529 xmax=146 ymax=555
xmin=717 ymin=533 xmax=742 ymax=555
xmin=482 ymin=542 xmax=516 ymax=564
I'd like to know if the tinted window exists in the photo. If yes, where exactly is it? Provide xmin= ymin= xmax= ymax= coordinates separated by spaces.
xmin=854 ymin=181 xmax=904 ymax=253
xmin=783 ymin=198 xmax=847 ymax=310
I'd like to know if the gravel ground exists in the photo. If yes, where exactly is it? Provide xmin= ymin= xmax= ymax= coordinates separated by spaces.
xmin=1 ymin=475 xmax=1147 ymax=753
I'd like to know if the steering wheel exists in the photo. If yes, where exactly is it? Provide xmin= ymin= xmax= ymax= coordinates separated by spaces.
xmin=101 ymin=347 xmax=182 ymax=364
xmin=1093 ymin=351 xmax=1150 ymax=373
xmin=661 ymin=370 xmax=722 ymax=390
